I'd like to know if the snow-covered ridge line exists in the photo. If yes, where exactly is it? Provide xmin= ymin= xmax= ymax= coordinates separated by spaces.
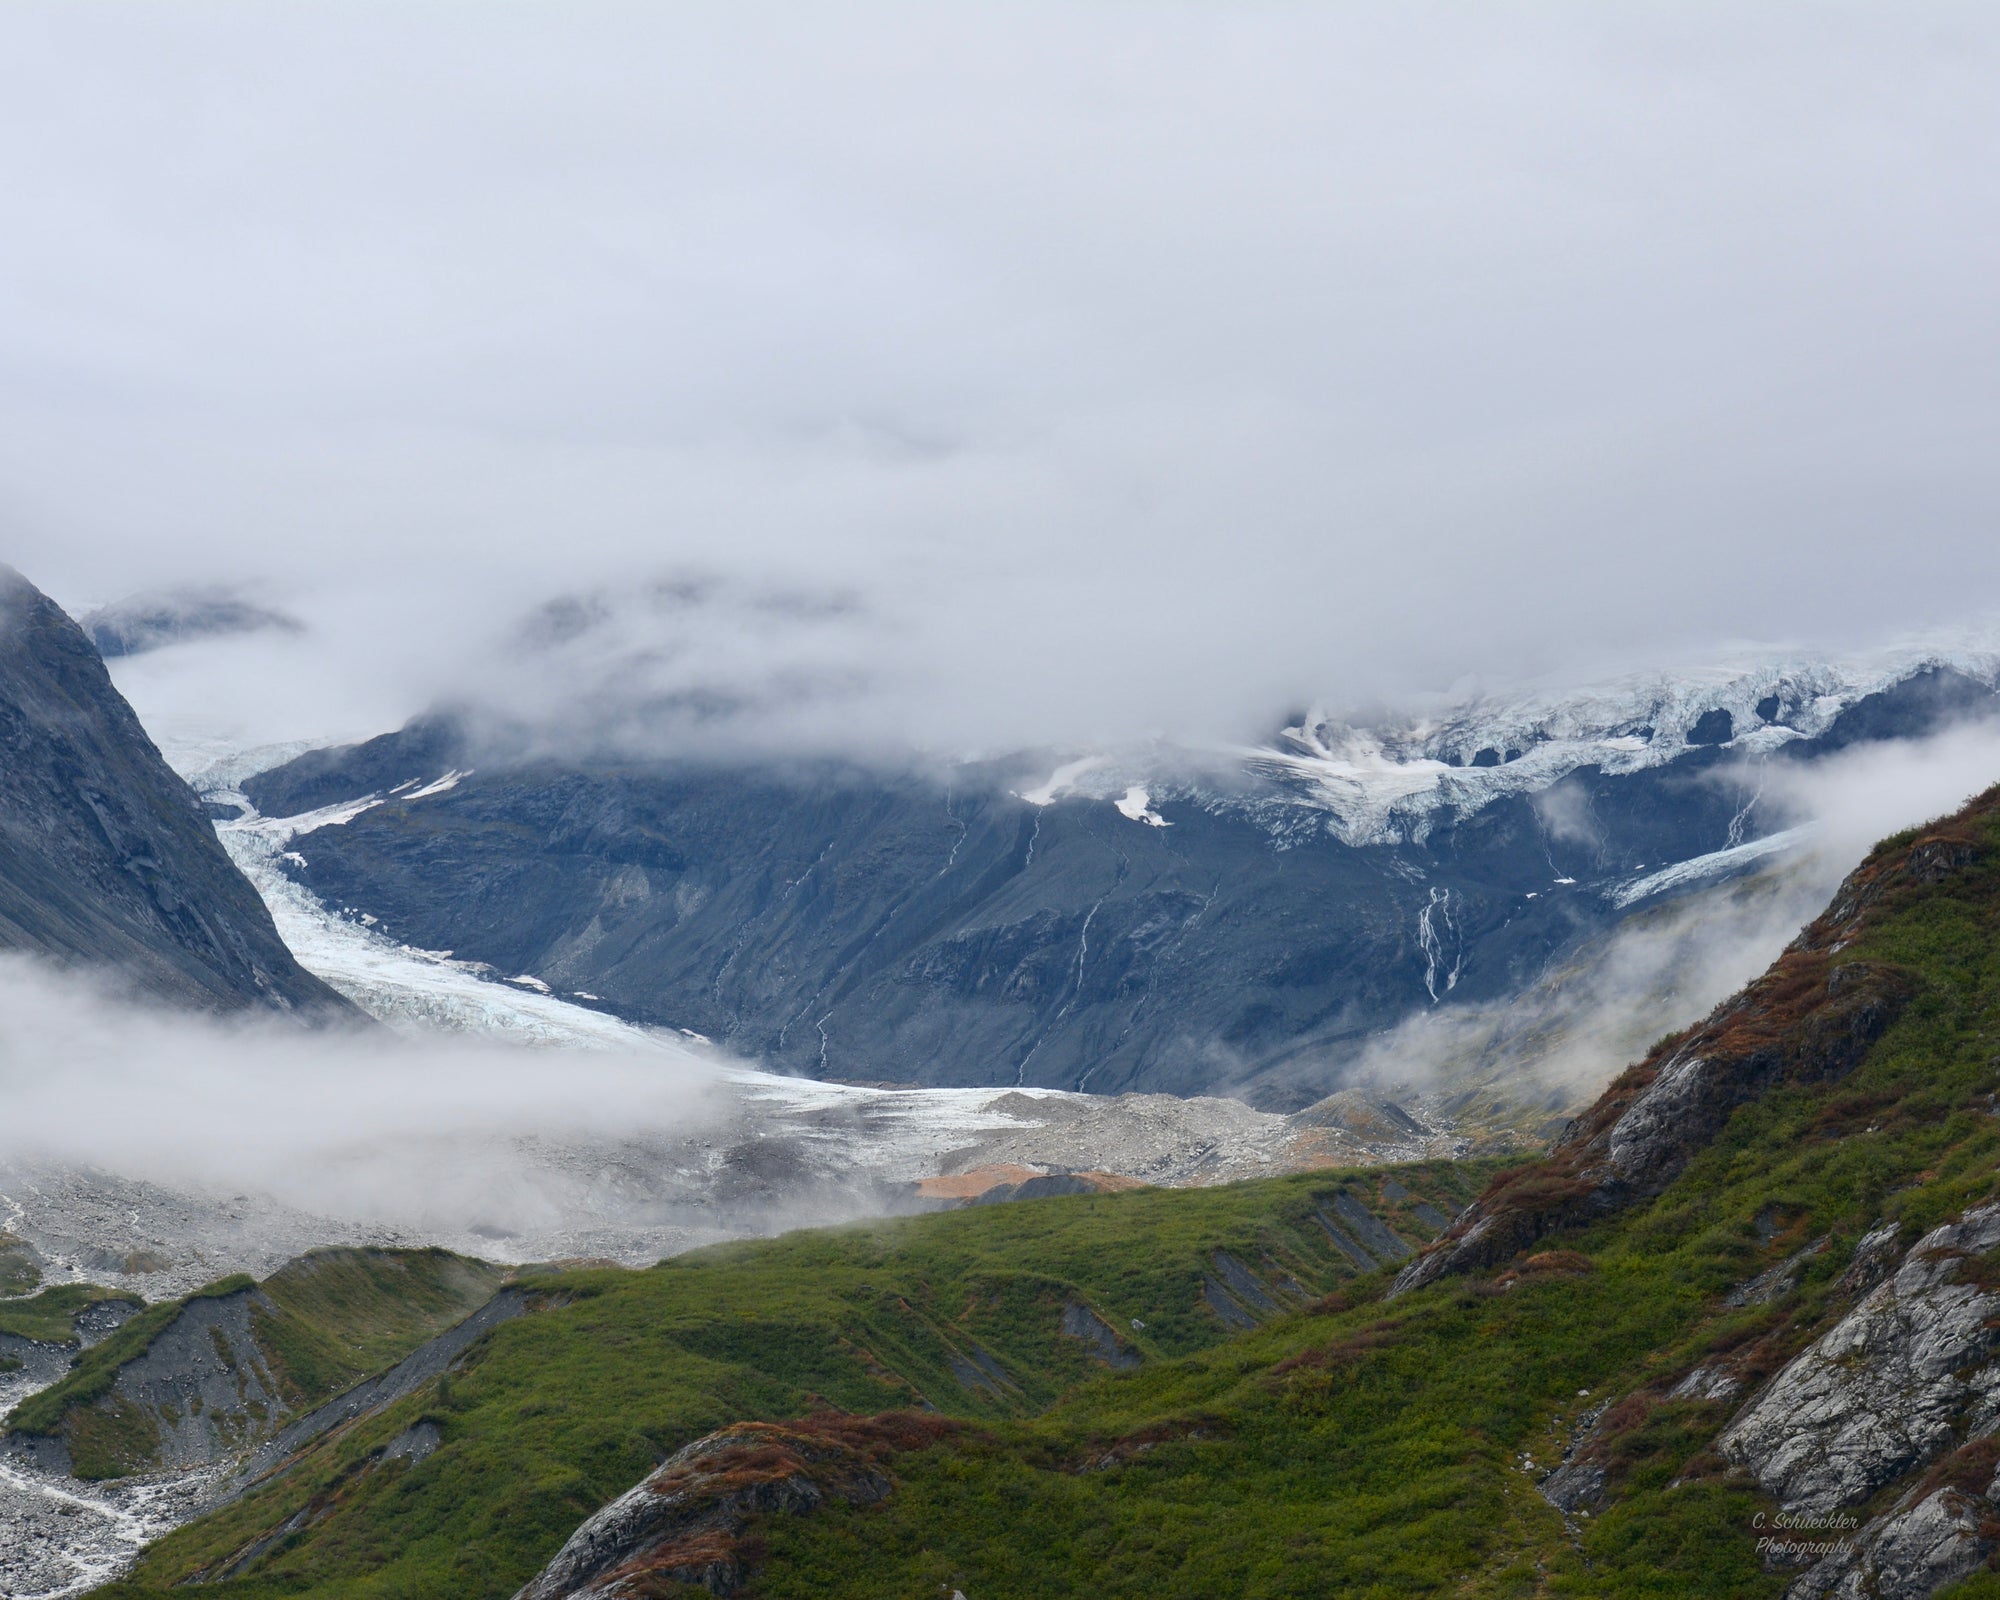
xmin=1006 ymin=636 xmax=2000 ymax=847
xmin=148 ymin=631 xmax=2000 ymax=861
xmin=1251 ymin=638 xmax=2000 ymax=844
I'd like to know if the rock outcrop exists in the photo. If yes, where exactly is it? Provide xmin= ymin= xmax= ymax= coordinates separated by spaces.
xmin=512 ymin=1413 xmax=957 ymax=1600
xmin=1718 ymin=1205 xmax=2000 ymax=1514
xmin=1788 ymin=1469 xmax=2000 ymax=1599
xmin=0 ymin=566 xmax=350 ymax=1014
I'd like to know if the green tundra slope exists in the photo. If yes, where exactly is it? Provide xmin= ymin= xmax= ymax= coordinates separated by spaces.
xmin=100 ymin=782 xmax=2000 ymax=1599
xmin=0 ymin=1283 xmax=141 ymax=1346
xmin=97 ymin=1164 xmax=1482 ymax=1595
xmin=7 ymin=1247 xmax=503 ymax=1479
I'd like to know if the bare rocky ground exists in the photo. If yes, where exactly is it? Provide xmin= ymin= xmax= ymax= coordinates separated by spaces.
xmin=1 ymin=1075 xmax=1477 ymax=1303
xmin=0 ymin=1303 xmax=220 ymax=1599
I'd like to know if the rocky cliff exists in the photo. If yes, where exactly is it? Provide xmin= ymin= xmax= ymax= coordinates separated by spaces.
xmin=511 ymin=1414 xmax=957 ymax=1600
xmin=0 ymin=566 xmax=349 ymax=1013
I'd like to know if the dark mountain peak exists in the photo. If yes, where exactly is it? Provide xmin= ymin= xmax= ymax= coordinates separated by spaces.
xmin=0 ymin=566 xmax=353 ymax=1015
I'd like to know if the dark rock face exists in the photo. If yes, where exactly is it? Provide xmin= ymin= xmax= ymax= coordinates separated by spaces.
xmin=1686 ymin=707 xmax=1735 ymax=745
xmin=238 ymin=669 xmax=1997 ymax=1101
xmin=0 ymin=568 xmax=350 ymax=1014
xmin=1059 ymin=1301 xmax=1141 ymax=1370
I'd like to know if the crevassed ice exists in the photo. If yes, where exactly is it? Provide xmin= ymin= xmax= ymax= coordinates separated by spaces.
xmin=1253 ymin=640 xmax=2000 ymax=845
xmin=1005 ymin=639 xmax=2000 ymax=848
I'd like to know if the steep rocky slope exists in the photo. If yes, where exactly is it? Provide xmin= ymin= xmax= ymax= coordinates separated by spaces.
xmin=235 ymin=661 xmax=1998 ymax=1101
xmin=4 ymin=1247 xmax=502 ymax=1480
xmin=1388 ymin=813 xmax=1951 ymax=1296
xmin=0 ymin=567 xmax=348 ymax=1013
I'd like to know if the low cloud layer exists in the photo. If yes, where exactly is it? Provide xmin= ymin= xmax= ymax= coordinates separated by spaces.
xmin=0 ymin=958 xmax=740 ymax=1240
xmin=3 ymin=5 xmax=1999 ymax=755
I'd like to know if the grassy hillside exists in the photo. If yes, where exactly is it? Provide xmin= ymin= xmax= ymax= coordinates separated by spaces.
xmin=0 ymin=1281 xmax=142 ymax=1344
xmin=7 ymin=1247 xmax=502 ymax=1478
xmin=99 ymin=1163 xmax=1483 ymax=1595
xmin=98 ymin=787 xmax=2000 ymax=1598
xmin=751 ymin=792 xmax=2000 ymax=1597
xmin=0 ymin=1230 xmax=43 ymax=1296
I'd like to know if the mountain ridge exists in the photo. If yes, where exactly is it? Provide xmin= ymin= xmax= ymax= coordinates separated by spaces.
xmin=0 ymin=567 xmax=353 ymax=1015
xmin=230 ymin=657 xmax=2000 ymax=1102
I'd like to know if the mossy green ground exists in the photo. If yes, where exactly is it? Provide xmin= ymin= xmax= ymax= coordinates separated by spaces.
xmin=0 ymin=1235 xmax=42 ymax=1297
xmin=8 ymin=1249 xmax=502 ymax=1476
xmin=0 ymin=1282 xmax=141 ymax=1345
xmin=101 ymin=807 xmax=2000 ymax=1597
xmin=104 ymin=1164 xmax=1482 ymax=1596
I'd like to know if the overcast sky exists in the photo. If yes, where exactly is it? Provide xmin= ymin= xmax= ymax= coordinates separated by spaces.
xmin=3 ymin=3 xmax=1998 ymax=753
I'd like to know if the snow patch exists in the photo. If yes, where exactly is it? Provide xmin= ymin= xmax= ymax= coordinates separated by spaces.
xmin=1019 ymin=756 xmax=1110 ymax=807
xmin=1607 ymin=826 xmax=1814 ymax=908
xmin=405 ymin=769 xmax=472 ymax=799
xmin=284 ymin=794 xmax=386 ymax=836
xmin=1114 ymin=786 xmax=1169 ymax=826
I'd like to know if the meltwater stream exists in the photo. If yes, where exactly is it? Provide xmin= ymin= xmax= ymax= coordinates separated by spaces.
xmin=0 ymin=1308 xmax=218 ymax=1598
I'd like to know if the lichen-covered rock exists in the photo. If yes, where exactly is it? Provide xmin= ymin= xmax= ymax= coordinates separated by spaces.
xmin=1719 ymin=1205 xmax=2000 ymax=1513
xmin=1725 ymin=1239 xmax=1829 ymax=1308
xmin=1787 ymin=1476 xmax=1999 ymax=1599
xmin=1667 ymin=1365 xmax=1743 ymax=1404
xmin=512 ymin=1413 xmax=955 ymax=1600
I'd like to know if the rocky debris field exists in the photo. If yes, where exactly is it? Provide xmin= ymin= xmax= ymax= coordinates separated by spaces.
xmin=0 ymin=1298 xmax=219 ymax=1597
xmin=1 ymin=1071 xmax=1471 ymax=1307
